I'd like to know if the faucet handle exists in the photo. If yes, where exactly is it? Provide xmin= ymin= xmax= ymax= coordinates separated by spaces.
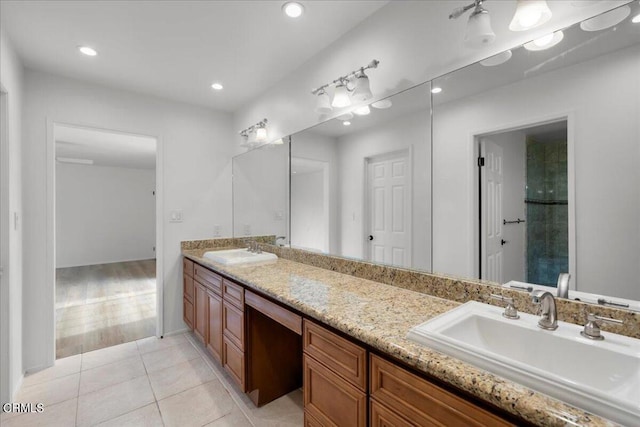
xmin=580 ymin=313 xmax=623 ymax=341
xmin=489 ymin=294 xmax=520 ymax=319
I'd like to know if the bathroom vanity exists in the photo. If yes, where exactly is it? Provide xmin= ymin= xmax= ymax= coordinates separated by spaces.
xmin=182 ymin=240 xmax=638 ymax=426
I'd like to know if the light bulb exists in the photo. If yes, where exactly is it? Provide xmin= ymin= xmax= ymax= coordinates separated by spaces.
xmin=211 ymin=83 xmax=223 ymax=90
xmin=282 ymin=2 xmax=304 ymax=18
xmin=464 ymin=9 xmax=496 ymax=48
xmin=509 ymin=1 xmax=552 ymax=31
xmin=353 ymin=105 xmax=370 ymax=116
xmin=255 ymin=127 xmax=267 ymax=143
xmin=431 ymin=87 xmax=443 ymax=94
xmin=332 ymin=82 xmax=351 ymax=108
xmin=343 ymin=121 xmax=351 ymax=126
xmin=78 ymin=46 xmax=97 ymax=56
xmin=533 ymin=33 xmax=554 ymax=47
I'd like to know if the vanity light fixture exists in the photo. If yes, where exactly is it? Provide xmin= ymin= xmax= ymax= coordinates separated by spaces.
xmin=353 ymin=105 xmax=371 ymax=116
xmin=509 ymin=0 xmax=552 ymax=31
xmin=282 ymin=2 xmax=304 ymax=18
xmin=211 ymin=82 xmax=223 ymax=90
xmin=239 ymin=118 xmax=269 ymax=148
xmin=524 ymin=30 xmax=564 ymax=51
xmin=449 ymin=0 xmax=496 ymax=48
xmin=78 ymin=46 xmax=97 ymax=56
xmin=580 ymin=5 xmax=631 ymax=31
xmin=431 ymin=87 xmax=443 ymax=94
xmin=311 ymin=59 xmax=380 ymax=112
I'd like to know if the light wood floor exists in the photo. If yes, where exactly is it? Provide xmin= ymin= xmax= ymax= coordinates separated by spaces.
xmin=55 ymin=259 xmax=156 ymax=359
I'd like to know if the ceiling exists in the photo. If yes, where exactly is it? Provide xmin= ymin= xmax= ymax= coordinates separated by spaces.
xmin=1 ymin=1 xmax=387 ymax=113
xmin=55 ymin=124 xmax=157 ymax=169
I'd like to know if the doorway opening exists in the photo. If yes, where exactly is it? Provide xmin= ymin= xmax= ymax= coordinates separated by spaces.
xmin=290 ymin=157 xmax=329 ymax=253
xmin=54 ymin=123 xmax=158 ymax=359
xmin=478 ymin=120 xmax=570 ymax=286
xmin=364 ymin=148 xmax=412 ymax=268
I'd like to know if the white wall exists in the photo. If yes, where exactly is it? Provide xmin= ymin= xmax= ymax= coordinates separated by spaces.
xmin=337 ymin=109 xmax=432 ymax=270
xmin=0 ymin=29 xmax=24 ymax=402
xmin=290 ymin=131 xmax=339 ymax=253
xmin=485 ymin=131 xmax=526 ymax=283
xmin=22 ymin=70 xmax=235 ymax=372
xmin=56 ymin=163 xmax=156 ymax=268
xmin=233 ymin=1 xmax=627 ymax=149
xmin=433 ymin=45 xmax=640 ymax=299
xmin=232 ymin=142 xmax=288 ymax=240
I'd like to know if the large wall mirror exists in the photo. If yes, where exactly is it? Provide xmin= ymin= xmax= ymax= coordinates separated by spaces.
xmin=290 ymin=82 xmax=432 ymax=270
xmin=432 ymin=2 xmax=639 ymax=304
xmin=232 ymin=139 xmax=290 ymax=241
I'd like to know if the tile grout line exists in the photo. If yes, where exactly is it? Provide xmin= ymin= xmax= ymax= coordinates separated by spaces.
xmin=183 ymin=333 xmax=256 ymax=427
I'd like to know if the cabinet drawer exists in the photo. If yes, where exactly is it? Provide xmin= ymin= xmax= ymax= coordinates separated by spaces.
xmin=183 ymin=298 xmax=194 ymax=329
xmin=303 ymin=320 xmax=367 ymax=391
xmin=223 ymin=336 xmax=245 ymax=391
xmin=370 ymin=354 xmax=514 ymax=427
xmin=183 ymin=257 xmax=194 ymax=278
xmin=371 ymin=399 xmax=413 ymax=427
xmin=223 ymin=279 xmax=244 ymax=308
xmin=246 ymin=290 xmax=302 ymax=335
xmin=223 ymin=300 xmax=245 ymax=350
xmin=303 ymin=354 xmax=366 ymax=427
xmin=183 ymin=275 xmax=194 ymax=302
xmin=194 ymin=264 xmax=222 ymax=295
xmin=304 ymin=411 xmax=324 ymax=427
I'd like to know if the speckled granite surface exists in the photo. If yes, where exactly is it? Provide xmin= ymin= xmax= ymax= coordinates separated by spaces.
xmin=182 ymin=245 xmax=632 ymax=427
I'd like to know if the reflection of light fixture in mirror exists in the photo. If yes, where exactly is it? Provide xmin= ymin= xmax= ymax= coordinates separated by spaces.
xmin=314 ymin=89 xmax=332 ymax=114
xmin=449 ymin=1 xmax=495 ymax=48
xmin=580 ymin=5 xmax=630 ymax=31
xmin=311 ymin=59 xmax=379 ymax=112
xmin=353 ymin=105 xmax=370 ymax=116
xmin=509 ymin=0 xmax=552 ymax=31
xmin=633 ymin=12 xmax=640 ymax=24
xmin=282 ymin=2 xmax=304 ymax=18
xmin=431 ymin=87 xmax=443 ymax=94
xmin=343 ymin=121 xmax=351 ymax=126
xmin=480 ymin=50 xmax=513 ymax=66
xmin=272 ymin=138 xmax=284 ymax=145
xmin=332 ymin=79 xmax=351 ymax=108
xmin=524 ymin=30 xmax=564 ymax=51
xmin=211 ymin=82 xmax=223 ymax=90
xmin=78 ymin=46 xmax=98 ymax=56
xmin=239 ymin=118 xmax=268 ymax=148
xmin=372 ymin=99 xmax=392 ymax=109
xmin=336 ymin=112 xmax=354 ymax=121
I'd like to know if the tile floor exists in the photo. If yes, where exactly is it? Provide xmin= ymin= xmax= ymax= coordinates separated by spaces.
xmin=2 ymin=332 xmax=303 ymax=426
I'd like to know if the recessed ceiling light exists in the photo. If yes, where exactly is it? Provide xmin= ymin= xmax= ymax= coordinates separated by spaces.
xmin=282 ymin=2 xmax=304 ymax=18
xmin=524 ymin=30 xmax=564 ymax=51
xmin=211 ymin=83 xmax=224 ymax=90
xmin=431 ymin=87 xmax=443 ymax=94
xmin=343 ymin=121 xmax=351 ymax=126
xmin=78 ymin=46 xmax=97 ymax=56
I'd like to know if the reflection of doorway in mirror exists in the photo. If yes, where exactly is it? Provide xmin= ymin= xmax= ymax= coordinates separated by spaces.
xmin=478 ymin=121 xmax=568 ymax=286
xmin=290 ymin=157 xmax=329 ymax=253
xmin=365 ymin=148 xmax=412 ymax=268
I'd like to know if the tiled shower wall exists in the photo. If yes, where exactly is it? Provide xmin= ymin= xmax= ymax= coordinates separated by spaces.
xmin=526 ymin=138 xmax=568 ymax=286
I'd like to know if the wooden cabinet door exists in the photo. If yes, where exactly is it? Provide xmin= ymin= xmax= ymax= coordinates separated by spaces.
xmin=206 ymin=289 xmax=222 ymax=363
xmin=194 ymin=282 xmax=207 ymax=343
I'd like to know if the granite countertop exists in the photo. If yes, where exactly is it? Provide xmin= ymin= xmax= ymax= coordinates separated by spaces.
xmin=183 ymin=248 xmax=618 ymax=427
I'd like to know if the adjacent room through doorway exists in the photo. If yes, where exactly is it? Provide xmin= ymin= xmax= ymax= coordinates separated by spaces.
xmin=54 ymin=124 xmax=158 ymax=358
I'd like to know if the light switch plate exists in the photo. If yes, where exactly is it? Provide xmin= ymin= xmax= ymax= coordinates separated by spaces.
xmin=169 ymin=210 xmax=183 ymax=223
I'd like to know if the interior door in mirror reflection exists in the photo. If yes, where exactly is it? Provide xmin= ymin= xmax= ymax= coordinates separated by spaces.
xmin=480 ymin=139 xmax=504 ymax=283
xmin=366 ymin=148 xmax=412 ymax=268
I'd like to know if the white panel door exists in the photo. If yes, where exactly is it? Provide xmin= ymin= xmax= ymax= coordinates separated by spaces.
xmin=367 ymin=150 xmax=411 ymax=267
xmin=481 ymin=138 xmax=504 ymax=283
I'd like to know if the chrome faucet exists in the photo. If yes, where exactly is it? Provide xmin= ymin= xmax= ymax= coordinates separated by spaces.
xmin=556 ymin=273 xmax=570 ymax=298
xmin=530 ymin=290 xmax=558 ymax=330
xmin=275 ymin=236 xmax=286 ymax=247
xmin=247 ymin=240 xmax=260 ymax=253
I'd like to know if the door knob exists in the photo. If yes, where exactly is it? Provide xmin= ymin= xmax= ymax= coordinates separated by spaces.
xmin=501 ymin=239 xmax=508 ymax=246
xmin=368 ymin=235 xmax=374 ymax=241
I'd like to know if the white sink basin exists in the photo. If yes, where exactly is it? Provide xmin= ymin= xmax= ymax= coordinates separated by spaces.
xmin=203 ymin=249 xmax=277 ymax=265
xmin=407 ymin=301 xmax=640 ymax=426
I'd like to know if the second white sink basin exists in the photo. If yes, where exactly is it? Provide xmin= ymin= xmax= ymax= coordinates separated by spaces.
xmin=407 ymin=301 xmax=640 ymax=426
xmin=203 ymin=248 xmax=277 ymax=265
